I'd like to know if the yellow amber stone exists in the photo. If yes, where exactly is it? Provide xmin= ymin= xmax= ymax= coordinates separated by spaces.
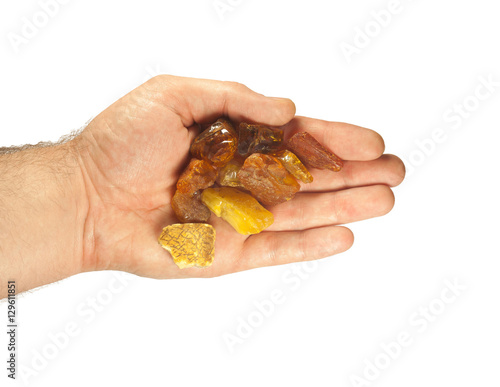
xmin=272 ymin=150 xmax=313 ymax=184
xmin=216 ymin=158 xmax=244 ymax=188
xmin=201 ymin=187 xmax=274 ymax=235
xmin=158 ymin=223 xmax=215 ymax=269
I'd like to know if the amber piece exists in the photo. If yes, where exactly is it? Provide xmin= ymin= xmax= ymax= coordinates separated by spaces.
xmin=177 ymin=158 xmax=217 ymax=194
xmin=237 ymin=153 xmax=300 ymax=206
xmin=171 ymin=190 xmax=211 ymax=223
xmin=272 ymin=150 xmax=313 ymax=184
xmin=287 ymin=132 xmax=343 ymax=172
xmin=238 ymin=123 xmax=284 ymax=156
xmin=158 ymin=223 xmax=215 ymax=269
xmin=216 ymin=158 xmax=244 ymax=188
xmin=190 ymin=118 xmax=238 ymax=167
xmin=201 ymin=187 xmax=274 ymax=235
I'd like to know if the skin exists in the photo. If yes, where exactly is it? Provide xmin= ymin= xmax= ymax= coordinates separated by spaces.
xmin=0 ymin=75 xmax=405 ymax=298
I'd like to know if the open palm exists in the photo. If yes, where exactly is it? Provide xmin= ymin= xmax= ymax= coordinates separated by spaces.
xmin=75 ymin=75 xmax=404 ymax=280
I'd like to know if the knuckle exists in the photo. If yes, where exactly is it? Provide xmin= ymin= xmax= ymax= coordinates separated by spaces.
xmin=293 ymin=198 xmax=307 ymax=228
xmin=331 ymin=192 xmax=343 ymax=223
xmin=146 ymin=74 xmax=175 ymax=89
xmin=266 ymin=234 xmax=280 ymax=266
xmin=297 ymin=231 xmax=309 ymax=261
xmin=224 ymin=81 xmax=248 ymax=92
xmin=341 ymin=161 xmax=354 ymax=187
xmin=153 ymin=74 xmax=172 ymax=83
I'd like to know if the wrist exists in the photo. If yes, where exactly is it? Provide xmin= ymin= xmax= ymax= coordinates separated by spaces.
xmin=0 ymin=142 xmax=89 ymax=296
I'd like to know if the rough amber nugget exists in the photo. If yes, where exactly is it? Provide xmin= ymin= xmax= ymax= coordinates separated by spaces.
xmin=238 ymin=123 xmax=284 ymax=156
xmin=176 ymin=158 xmax=217 ymax=194
xmin=272 ymin=150 xmax=313 ymax=184
xmin=287 ymin=132 xmax=344 ymax=172
xmin=237 ymin=154 xmax=300 ymax=206
xmin=171 ymin=190 xmax=211 ymax=223
xmin=158 ymin=223 xmax=215 ymax=269
xmin=201 ymin=187 xmax=274 ymax=235
xmin=190 ymin=118 xmax=238 ymax=167
xmin=216 ymin=158 xmax=244 ymax=188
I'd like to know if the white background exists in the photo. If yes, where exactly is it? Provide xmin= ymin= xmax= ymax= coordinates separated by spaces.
xmin=1 ymin=0 xmax=499 ymax=386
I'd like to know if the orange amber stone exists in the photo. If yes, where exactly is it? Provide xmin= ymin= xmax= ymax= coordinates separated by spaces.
xmin=190 ymin=118 xmax=238 ymax=167
xmin=201 ymin=187 xmax=274 ymax=235
xmin=272 ymin=150 xmax=313 ymax=184
xmin=237 ymin=153 xmax=300 ymax=206
xmin=216 ymin=158 xmax=244 ymax=188
xmin=238 ymin=123 xmax=284 ymax=156
xmin=286 ymin=132 xmax=343 ymax=172
xmin=171 ymin=190 xmax=211 ymax=223
xmin=176 ymin=158 xmax=217 ymax=194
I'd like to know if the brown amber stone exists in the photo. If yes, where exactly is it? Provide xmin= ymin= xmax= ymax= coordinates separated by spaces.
xmin=190 ymin=118 xmax=238 ymax=167
xmin=286 ymin=132 xmax=343 ymax=172
xmin=158 ymin=223 xmax=215 ymax=269
xmin=272 ymin=150 xmax=313 ymax=184
xmin=176 ymin=158 xmax=217 ymax=194
xmin=216 ymin=158 xmax=244 ymax=188
xmin=201 ymin=187 xmax=274 ymax=235
xmin=237 ymin=153 xmax=300 ymax=205
xmin=171 ymin=190 xmax=211 ymax=223
xmin=238 ymin=123 xmax=284 ymax=156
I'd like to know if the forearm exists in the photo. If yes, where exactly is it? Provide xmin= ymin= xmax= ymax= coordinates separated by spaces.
xmin=0 ymin=142 xmax=88 ymax=298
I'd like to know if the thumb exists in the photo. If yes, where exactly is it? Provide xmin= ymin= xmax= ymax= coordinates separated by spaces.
xmin=147 ymin=74 xmax=296 ymax=127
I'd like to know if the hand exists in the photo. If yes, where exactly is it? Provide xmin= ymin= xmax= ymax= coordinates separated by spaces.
xmin=74 ymin=75 xmax=405 ymax=280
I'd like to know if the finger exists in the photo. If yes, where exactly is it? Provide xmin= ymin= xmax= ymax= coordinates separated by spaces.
xmin=282 ymin=116 xmax=385 ymax=161
xmin=186 ymin=123 xmax=201 ymax=143
xmin=267 ymin=185 xmax=395 ymax=231
xmin=300 ymin=154 xmax=406 ymax=192
xmin=149 ymin=75 xmax=296 ymax=127
xmin=236 ymin=225 xmax=353 ymax=271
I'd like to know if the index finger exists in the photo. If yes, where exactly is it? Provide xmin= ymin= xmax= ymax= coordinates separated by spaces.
xmin=282 ymin=116 xmax=385 ymax=161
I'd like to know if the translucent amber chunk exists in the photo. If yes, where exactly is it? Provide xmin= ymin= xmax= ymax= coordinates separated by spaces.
xmin=158 ymin=223 xmax=215 ymax=269
xmin=237 ymin=153 xmax=300 ymax=206
xmin=190 ymin=118 xmax=238 ymax=167
xmin=272 ymin=150 xmax=313 ymax=184
xmin=238 ymin=123 xmax=284 ymax=156
xmin=286 ymin=132 xmax=344 ymax=172
xmin=201 ymin=187 xmax=274 ymax=235
xmin=216 ymin=158 xmax=244 ymax=188
xmin=171 ymin=190 xmax=211 ymax=223
xmin=176 ymin=158 xmax=217 ymax=194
